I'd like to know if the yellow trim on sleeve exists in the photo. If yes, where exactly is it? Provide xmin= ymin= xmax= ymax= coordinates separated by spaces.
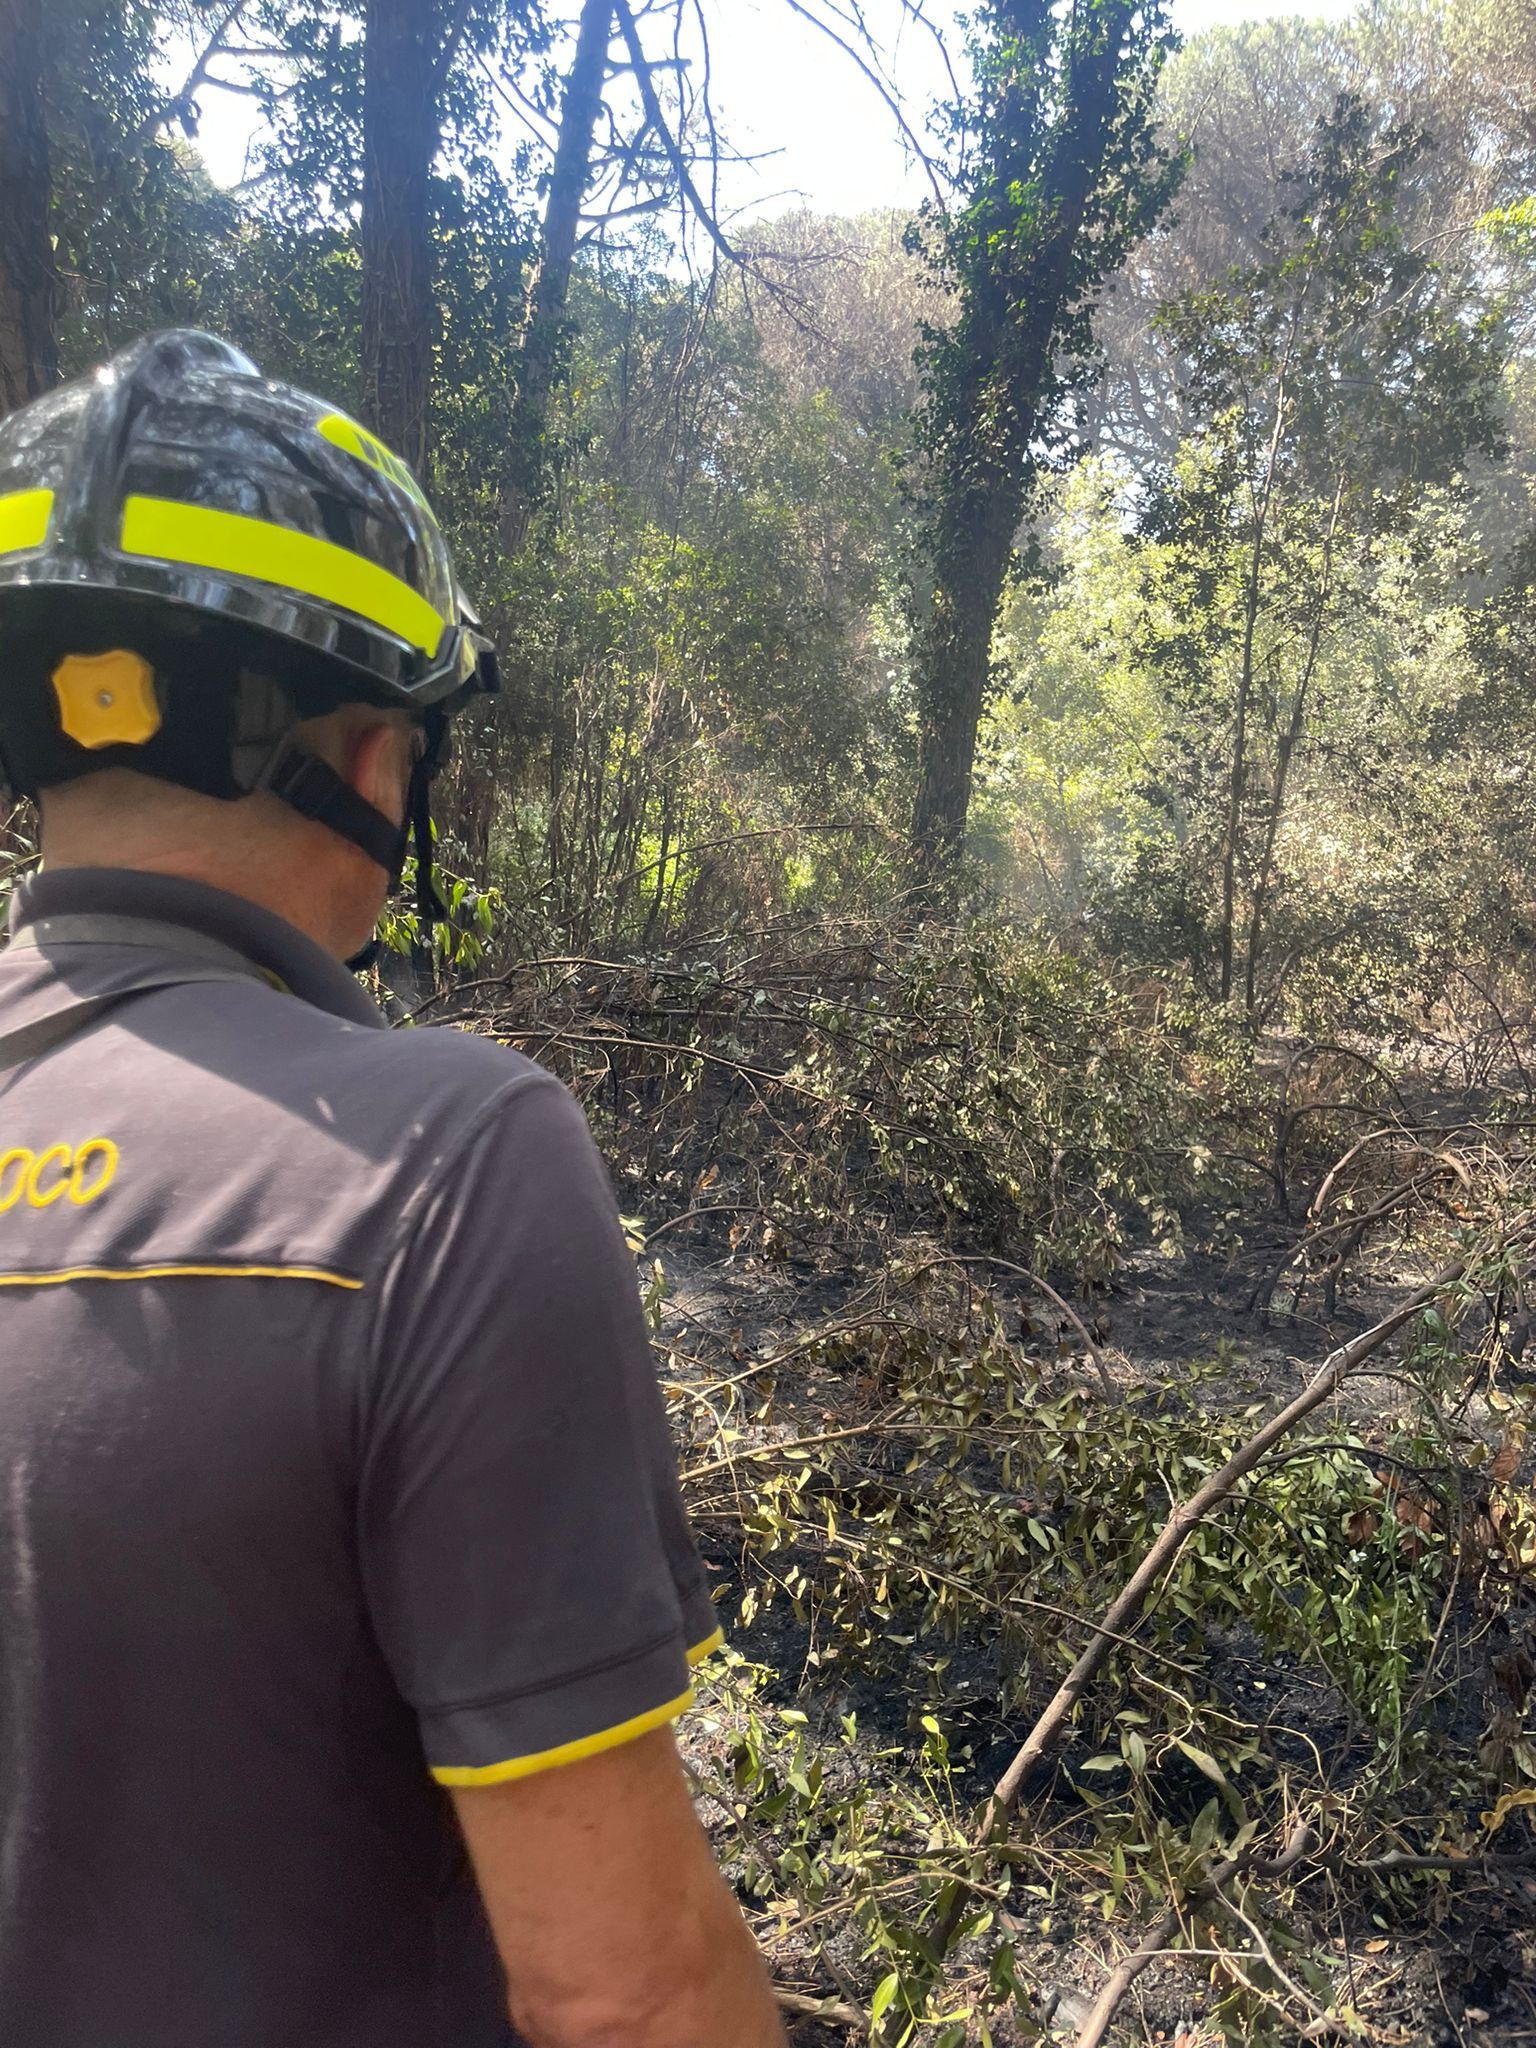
xmin=119 ymin=496 xmax=447 ymax=654
xmin=0 ymin=1262 xmax=364 ymax=1290
xmin=0 ymin=488 xmax=53 ymax=554
xmin=431 ymin=1688 xmax=696 ymax=1790
xmin=687 ymin=1626 xmax=725 ymax=1667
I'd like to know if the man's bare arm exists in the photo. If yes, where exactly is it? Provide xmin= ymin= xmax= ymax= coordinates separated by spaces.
xmin=452 ymin=1725 xmax=789 ymax=2048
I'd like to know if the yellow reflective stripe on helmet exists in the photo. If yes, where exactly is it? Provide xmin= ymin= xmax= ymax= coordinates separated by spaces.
xmin=317 ymin=411 xmax=430 ymax=512
xmin=119 ymin=496 xmax=446 ymax=654
xmin=0 ymin=488 xmax=53 ymax=554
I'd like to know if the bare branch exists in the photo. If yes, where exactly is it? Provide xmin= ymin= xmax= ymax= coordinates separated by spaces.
xmin=612 ymin=0 xmax=744 ymax=269
xmin=1073 ymin=1824 xmax=1317 ymax=2048
xmin=776 ymin=0 xmax=949 ymax=212
xmin=132 ymin=1 xmax=254 ymax=146
xmin=985 ymin=1249 xmax=1504 ymax=1825
xmin=474 ymin=46 xmax=562 ymax=148
xmin=775 ymin=1987 xmax=866 ymax=2030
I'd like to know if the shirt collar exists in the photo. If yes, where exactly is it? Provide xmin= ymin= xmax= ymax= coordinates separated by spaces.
xmin=9 ymin=869 xmax=387 ymax=1032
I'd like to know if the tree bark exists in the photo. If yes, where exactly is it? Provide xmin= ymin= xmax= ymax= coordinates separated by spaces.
xmin=500 ymin=0 xmax=613 ymax=551
xmin=1217 ymin=299 xmax=1306 ymax=1000
xmin=910 ymin=0 xmax=1153 ymax=875
xmin=0 ymin=0 xmax=57 ymax=415
xmin=910 ymin=512 xmax=1019 ymax=872
xmin=361 ymin=0 xmax=439 ymax=478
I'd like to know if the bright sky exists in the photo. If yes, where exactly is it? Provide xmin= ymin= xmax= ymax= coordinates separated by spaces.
xmin=184 ymin=0 xmax=1363 ymax=223
xmin=698 ymin=0 xmax=1363 ymax=223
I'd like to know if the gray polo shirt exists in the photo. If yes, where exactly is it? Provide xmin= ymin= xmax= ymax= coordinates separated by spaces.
xmin=0 ymin=868 xmax=719 ymax=2047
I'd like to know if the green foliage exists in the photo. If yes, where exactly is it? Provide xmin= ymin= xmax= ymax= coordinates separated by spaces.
xmin=1482 ymin=196 xmax=1536 ymax=258
xmin=990 ymin=93 xmax=1524 ymax=1033
xmin=472 ymin=271 xmax=907 ymax=944
xmin=20 ymin=7 xmax=1536 ymax=2038
xmin=679 ymin=1267 xmax=1536 ymax=2040
xmin=234 ymin=0 xmax=546 ymax=466
xmin=910 ymin=0 xmax=1182 ymax=502
xmin=378 ymin=851 xmax=502 ymax=979
xmin=1158 ymin=96 xmax=1506 ymax=497
xmin=44 ymin=2 xmax=242 ymax=367
xmin=907 ymin=0 xmax=1184 ymax=860
xmin=478 ymin=913 xmax=1238 ymax=1286
xmin=775 ymin=926 xmax=1222 ymax=1278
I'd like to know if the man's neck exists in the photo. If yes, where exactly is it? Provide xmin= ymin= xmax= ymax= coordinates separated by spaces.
xmin=39 ymin=845 xmax=353 ymax=962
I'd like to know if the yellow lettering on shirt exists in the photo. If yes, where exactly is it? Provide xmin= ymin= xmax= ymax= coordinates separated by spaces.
xmin=0 ymin=1139 xmax=119 ymax=1212
xmin=69 ymin=1138 xmax=119 ymax=1206
xmin=0 ymin=1149 xmax=31 ymax=1212
xmin=26 ymin=1144 xmax=72 ymax=1208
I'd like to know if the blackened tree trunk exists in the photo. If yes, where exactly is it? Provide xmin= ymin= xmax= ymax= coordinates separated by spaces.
xmin=361 ymin=0 xmax=439 ymax=478
xmin=0 ymin=0 xmax=57 ymax=415
xmin=909 ymin=0 xmax=1177 ymax=876
xmin=500 ymin=0 xmax=613 ymax=550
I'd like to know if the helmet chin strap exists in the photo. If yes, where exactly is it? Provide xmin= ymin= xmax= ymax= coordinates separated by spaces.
xmin=262 ymin=720 xmax=448 ymax=961
xmin=263 ymin=744 xmax=407 ymax=877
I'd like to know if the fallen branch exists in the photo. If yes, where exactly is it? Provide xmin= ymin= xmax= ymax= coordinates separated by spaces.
xmin=775 ymin=1985 xmax=867 ymax=2029
xmin=945 ymin=1254 xmax=1117 ymax=1398
xmin=683 ymin=1417 xmax=902 ymax=1485
xmin=1346 ymin=1848 xmax=1536 ymax=1880
xmin=904 ymin=1241 xmax=1518 ymax=2019
xmin=1068 ymin=1836 xmax=1536 ymax=2048
xmin=1073 ymin=1824 xmax=1317 ymax=2048
xmin=986 ymin=1252 xmax=1488 ymax=1825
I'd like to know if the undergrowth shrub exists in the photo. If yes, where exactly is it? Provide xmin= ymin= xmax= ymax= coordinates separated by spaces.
xmin=773 ymin=928 xmax=1236 ymax=1280
xmin=426 ymin=912 xmax=1250 ymax=1284
xmin=676 ymin=1263 xmax=1536 ymax=2043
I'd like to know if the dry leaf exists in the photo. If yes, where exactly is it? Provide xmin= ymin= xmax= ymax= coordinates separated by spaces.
xmin=1491 ymin=1430 xmax=1524 ymax=1485
xmin=1483 ymin=1785 xmax=1536 ymax=1835
xmin=1394 ymin=1491 xmax=1434 ymax=1535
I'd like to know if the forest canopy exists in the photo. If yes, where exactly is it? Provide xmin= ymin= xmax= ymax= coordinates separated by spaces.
xmin=5 ymin=0 xmax=1533 ymax=1018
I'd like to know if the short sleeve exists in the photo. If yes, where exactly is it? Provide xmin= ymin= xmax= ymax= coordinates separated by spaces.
xmin=359 ymin=1070 xmax=720 ymax=1787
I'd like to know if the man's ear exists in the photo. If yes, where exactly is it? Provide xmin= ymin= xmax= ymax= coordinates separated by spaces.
xmin=347 ymin=720 xmax=414 ymax=827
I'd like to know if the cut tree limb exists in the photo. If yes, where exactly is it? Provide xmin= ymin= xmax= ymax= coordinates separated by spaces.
xmin=775 ymin=1986 xmax=867 ymax=2029
xmin=912 ymin=1237 xmax=1521 ymax=2013
xmin=903 ymin=1229 xmax=1530 ymax=2045
xmin=946 ymin=1253 xmax=1117 ymax=1398
xmin=1073 ymin=1824 xmax=1316 ymax=2048
xmin=1069 ymin=1837 xmax=1536 ymax=2047
xmin=984 ymin=1249 xmax=1495 ymax=1827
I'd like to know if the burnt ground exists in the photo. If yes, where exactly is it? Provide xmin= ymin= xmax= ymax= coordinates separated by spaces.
xmin=658 ymin=1225 xmax=1536 ymax=2047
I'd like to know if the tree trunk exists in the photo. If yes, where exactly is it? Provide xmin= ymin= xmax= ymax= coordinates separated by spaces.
xmin=0 ymin=0 xmax=57 ymax=415
xmin=1241 ymin=468 xmax=1346 ymax=1020
xmin=361 ymin=0 xmax=439 ymax=479
xmin=909 ymin=0 xmax=1161 ymax=874
xmin=911 ymin=511 xmax=1018 ymax=871
xmin=500 ymin=0 xmax=613 ymax=551
xmin=1219 ymin=313 xmax=1303 ymax=1000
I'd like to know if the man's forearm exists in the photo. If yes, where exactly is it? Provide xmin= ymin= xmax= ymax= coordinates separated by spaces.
xmin=631 ymin=1886 xmax=788 ymax=2048
xmin=510 ymin=1871 xmax=787 ymax=2048
xmin=455 ymin=1728 xmax=790 ymax=2048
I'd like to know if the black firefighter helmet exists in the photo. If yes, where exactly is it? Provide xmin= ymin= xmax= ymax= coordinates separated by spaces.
xmin=0 ymin=328 xmax=497 ymax=911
